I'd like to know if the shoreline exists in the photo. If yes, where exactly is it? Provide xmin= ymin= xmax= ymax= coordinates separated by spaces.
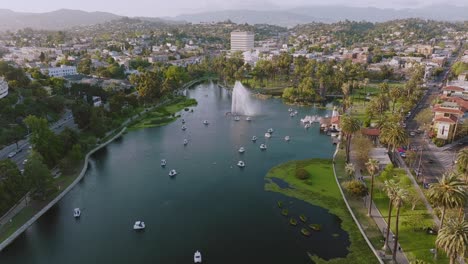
xmin=0 ymin=127 xmax=127 ymax=251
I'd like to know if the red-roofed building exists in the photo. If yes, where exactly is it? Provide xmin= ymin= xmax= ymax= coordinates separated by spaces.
xmin=361 ymin=128 xmax=380 ymax=144
xmin=441 ymin=85 xmax=467 ymax=99
xmin=431 ymin=100 xmax=466 ymax=140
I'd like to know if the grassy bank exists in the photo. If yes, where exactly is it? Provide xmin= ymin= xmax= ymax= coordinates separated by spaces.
xmin=365 ymin=170 xmax=448 ymax=263
xmin=265 ymin=159 xmax=378 ymax=264
xmin=128 ymin=97 xmax=198 ymax=130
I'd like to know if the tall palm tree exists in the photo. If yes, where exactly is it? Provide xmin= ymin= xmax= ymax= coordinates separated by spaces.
xmin=380 ymin=122 xmax=408 ymax=159
xmin=366 ymin=158 xmax=380 ymax=216
xmin=456 ymin=147 xmax=468 ymax=183
xmin=435 ymin=218 xmax=468 ymax=264
xmin=340 ymin=114 xmax=361 ymax=163
xmin=392 ymin=187 xmax=408 ymax=261
xmin=345 ymin=163 xmax=355 ymax=179
xmin=382 ymin=180 xmax=399 ymax=250
xmin=427 ymin=172 xmax=467 ymax=229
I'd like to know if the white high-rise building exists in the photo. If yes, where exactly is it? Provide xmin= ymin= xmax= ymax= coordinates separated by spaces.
xmin=231 ymin=31 xmax=254 ymax=52
xmin=0 ymin=77 xmax=8 ymax=99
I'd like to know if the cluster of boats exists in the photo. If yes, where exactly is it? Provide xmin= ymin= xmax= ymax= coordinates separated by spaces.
xmin=288 ymin=108 xmax=299 ymax=117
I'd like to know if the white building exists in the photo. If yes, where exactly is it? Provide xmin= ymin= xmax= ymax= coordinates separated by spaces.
xmin=231 ymin=31 xmax=254 ymax=52
xmin=0 ymin=77 xmax=8 ymax=99
xmin=42 ymin=65 xmax=77 ymax=77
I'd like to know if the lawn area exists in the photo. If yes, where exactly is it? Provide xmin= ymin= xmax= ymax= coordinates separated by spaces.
xmin=128 ymin=97 xmax=197 ymax=130
xmin=0 ymin=206 xmax=35 ymax=243
xmin=265 ymin=159 xmax=379 ymax=264
xmin=334 ymin=150 xmax=384 ymax=251
xmin=365 ymin=169 xmax=449 ymax=264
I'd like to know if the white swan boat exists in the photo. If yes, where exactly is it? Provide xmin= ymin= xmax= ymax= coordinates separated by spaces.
xmin=251 ymin=136 xmax=257 ymax=141
xmin=260 ymin=144 xmax=267 ymax=150
xmin=203 ymin=120 xmax=209 ymax=125
xmin=265 ymin=132 xmax=272 ymax=138
xmin=169 ymin=169 xmax=177 ymax=177
xmin=267 ymin=128 xmax=274 ymax=133
xmin=290 ymin=112 xmax=296 ymax=117
xmin=184 ymin=139 xmax=188 ymax=145
xmin=304 ymin=123 xmax=311 ymax=129
xmin=73 ymin=208 xmax=81 ymax=218
xmin=234 ymin=116 xmax=240 ymax=121
xmin=288 ymin=108 xmax=293 ymax=112
xmin=238 ymin=147 xmax=245 ymax=153
xmin=161 ymin=159 xmax=167 ymax=167
xmin=181 ymin=119 xmax=186 ymax=124
xmin=182 ymin=125 xmax=187 ymax=131
xmin=194 ymin=251 xmax=202 ymax=263
xmin=133 ymin=221 xmax=145 ymax=230
xmin=237 ymin=161 xmax=245 ymax=168
xmin=284 ymin=136 xmax=290 ymax=141
xmin=246 ymin=116 xmax=252 ymax=121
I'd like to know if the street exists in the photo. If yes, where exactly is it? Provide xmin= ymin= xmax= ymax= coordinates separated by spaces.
xmin=0 ymin=109 xmax=77 ymax=170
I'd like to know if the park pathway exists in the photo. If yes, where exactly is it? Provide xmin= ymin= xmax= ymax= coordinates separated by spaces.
xmin=349 ymin=152 xmax=410 ymax=264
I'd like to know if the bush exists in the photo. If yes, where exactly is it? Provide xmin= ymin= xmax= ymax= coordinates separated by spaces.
xmin=295 ymin=168 xmax=310 ymax=180
xmin=343 ymin=180 xmax=368 ymax=198
xmin=432 ymin=138 xmax=446 ymax=147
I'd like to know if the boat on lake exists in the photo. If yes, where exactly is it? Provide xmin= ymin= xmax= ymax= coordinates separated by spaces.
xmin=265 ymin=132 xmax=272 ymax=138
xmin=73 ymin=208 xmax=81 ymax=218
xmin=184 ymin=139 xmax=188 ymax=145
xmin=304 ymin=123 xmax=311 ymax=129
xmin=169 ymin=169 xmax=177 ymax=177
xmin=238 ymin=147 xmax=245 ymax=153
xmin=246 ymin=116 xmax=251 ymax=121
xmin=234 ymin=116 xmax=240 ymax=121
xmin=133 ymin=221 xmax=145 ymax=230
xmin=194 ymin=251 xmax=202 ymax=263
xmin=284 ymin=136 xmax=290 ymax=141
xmin=267 ymin=128 xmax=274 ymax=133
xmin=182 ymin=125 xmax=187 ymax=131
xmin=161 ymin=159 xmax=167 ymax=167
xmin=260 ymin=144 xmax=267 ymax=150
xmin=252 ymin=136 xmax=257 ymax=142
xmin=203 ymin=120 xmax=209 ymax=125
xmin=237 ymin=161 xmax=245 ymax=168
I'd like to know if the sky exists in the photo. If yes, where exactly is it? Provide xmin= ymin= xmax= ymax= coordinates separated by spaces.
xmin=1 ymin=0 xmax=467 ymax=17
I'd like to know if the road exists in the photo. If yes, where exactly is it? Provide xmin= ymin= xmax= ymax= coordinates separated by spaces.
xmin=0 ymin=109 xmax=77 ymax=170
xmin=404 ymin=45 xmax=466 ymax=186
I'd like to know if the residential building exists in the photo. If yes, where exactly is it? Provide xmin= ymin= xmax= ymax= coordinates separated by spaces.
xmin=231 ymin=31 xmax=254 ymax=52
xmin=432 ymin=101 xmax=465 ymax=140
xmin=42 ymin=65 xmax=77 ymax=77
xmin=0 ymin=77 xmax=8 ymax=99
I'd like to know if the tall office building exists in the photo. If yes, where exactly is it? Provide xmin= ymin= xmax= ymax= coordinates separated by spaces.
xmin=230 ymin=31 xmax=254 ymax=52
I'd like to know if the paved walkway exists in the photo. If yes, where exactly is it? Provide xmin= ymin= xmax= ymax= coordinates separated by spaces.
xmin=0 ymin=195 xmax=28 ymax=227
xmin=350 ymin=152 xmax=410 ymax=264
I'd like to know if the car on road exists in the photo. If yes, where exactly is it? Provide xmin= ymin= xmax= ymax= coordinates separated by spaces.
xmin=410 ymin=131 xmax=416 ymax=137
xmin=22 ymin=159 xmax=28 ymax=165
xmin=7 ymin=151 xmax=17 ymax=158
xmin=400 ymin=152 xmax=406 ymax=158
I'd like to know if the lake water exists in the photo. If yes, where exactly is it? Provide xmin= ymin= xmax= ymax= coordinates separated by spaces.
xmin=0 ymin=83 xmax=349 ymax=264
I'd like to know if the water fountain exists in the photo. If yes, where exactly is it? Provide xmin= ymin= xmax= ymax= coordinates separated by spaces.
xmin=231 ymin=81 xmax=259 ymax=116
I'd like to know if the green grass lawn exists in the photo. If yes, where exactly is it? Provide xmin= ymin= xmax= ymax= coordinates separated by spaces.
xmin=0 ymin=206 xmax=35 ymax=243
xmin=334 ymin=150 xmax=385 ymax=252
xmin=128 ymin=97 xmax=197 ymax=130
xmin=365 ymin=170 xmax=449 ymax=264
xmin=265 ymin=159 xmax=379 ymax=264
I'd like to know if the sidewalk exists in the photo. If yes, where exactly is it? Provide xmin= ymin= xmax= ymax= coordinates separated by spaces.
xmin=350 ymin=153 xmax=410 ymax=264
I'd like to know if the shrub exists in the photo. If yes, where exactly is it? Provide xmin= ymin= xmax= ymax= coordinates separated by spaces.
xmin=295 ymin=168 xmax=310 ymax=180
xmin=432 ymin=138 xmax=446 ymax=147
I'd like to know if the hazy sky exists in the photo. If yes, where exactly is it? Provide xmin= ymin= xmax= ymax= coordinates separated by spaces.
xmin=2 ymin=0 xmax=467 ymax=17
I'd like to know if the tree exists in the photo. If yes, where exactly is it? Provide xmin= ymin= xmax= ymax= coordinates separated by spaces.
xmin=388 ymin=86 xmax=402 ymax=113
xmin=427 ymin=172 xmax=467 ymax=230
xmin=72 ymin=102 xmax=92 ymax=129
xmin=351 ymin=134 xmax=373 ymax=167
xmin=414 ymin=108 xmax=432 ymax=131
xmin=343 ymin=179 xmax=368 ymax=198
xmin=435 ymin=218 xmax=468 ymax=264
xmin=129 ymin=70 xmax=164 ymax=103
xmin=340 ymin=114 xmax=361 ymax=163
xmin=456 ymin=147 xmax=468 ymax=183
xmin=366 ymin=158 xmax=380 ymax=216
xmin=345 ymin=163 xmax=355 ymax=179
xmin=39 ymin=52 xmax=46 ymax=62
xmin=24 ymin=115 xmax=63 ymax=167
xmin=406 ymin=190 xmax=422 ymax=210
xmin=77 ymin=58 xmax=92 ymax=75
xmin=0 ymin=159 xmax=28 ymax=215
xmin=382 ymin=180 xmax=399 ymax=250
xmin=392 ymin=187 xmax=408 ymax=261
xmin=23 ymin=151 xmax=54 ymax=200
xmin=380 ymin=121 xmax=408 ymax=156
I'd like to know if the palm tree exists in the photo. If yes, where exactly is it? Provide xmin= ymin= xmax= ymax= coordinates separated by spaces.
xmin=380 ymin=122 xmax=408 ymax=159
xmin=382 ymin=180 xmax=399 ymax=250
xmin=345 ymin=163 xmax=355 ymax=179
xmin=427 ymin=172 xmax=467 ymax=229
xmin=366 ymin=158 xmax=380 ymax=216
xmin=392 ymin=187 xmax=408 ymax=261
xmin=340 ymin=114 xmax=361 ymax=163
xmin=456 ymin=147 xmax=468 ymax=183
xmin=435 ymin=218 xmax=468 ymax=264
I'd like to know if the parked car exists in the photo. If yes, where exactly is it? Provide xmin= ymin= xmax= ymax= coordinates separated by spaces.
xmin=7 ymin=151 xmax=17 ymax=158
xmin=410 ymin=131 xmax=416 ymax=137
